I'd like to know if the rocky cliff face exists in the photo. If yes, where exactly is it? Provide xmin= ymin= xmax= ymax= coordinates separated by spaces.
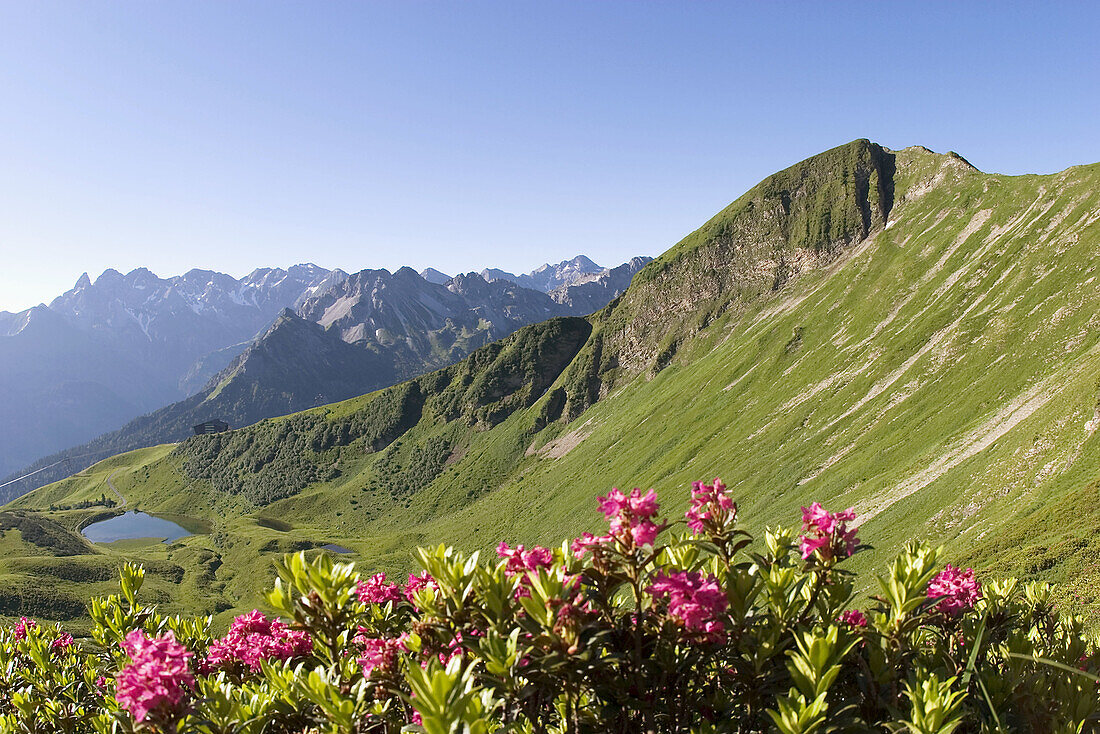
xmin=548 ymin=256 xmax=652 ymax=313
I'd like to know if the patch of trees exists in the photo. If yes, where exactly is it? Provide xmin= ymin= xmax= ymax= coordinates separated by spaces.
xmin=0 ymin=512 xmax=90 ymax=556
xmin=176 ymin=382 xmax=425 ymax=505
xmin=48 ymin=493 xmax=118 ymax=512
xmin=177 ymin=414 xmax=329 ymax=505
xmin=174 ymin=318 xmax=590 ymax=506
xmin=372 ymin=435 xmax=453 ymax=501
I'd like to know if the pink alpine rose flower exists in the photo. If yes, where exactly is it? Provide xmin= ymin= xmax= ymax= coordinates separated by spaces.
xmin=358 ymin=635 xmax=408 ymax=676
xmin=357 ymin=572 xmax=404 ymax=605
xmin=498 ymin=542 xmax=556 ymax=597
xmin=838 ymin=609 xmax=868 ymax=628
xmin=497 ymin=542 xmax=554 ymax=576
xmin=799 ymin=503 xmax=859 ymax=561
xmin=597 ymin=488 xmax=629 ymax=521
xmin=649 ymin=570 xmax=728 ymax=643
xmin=685 ymin=478 xmax=737 ymax=535
xmin=596 ymin=487 xmax=666 ymax=549
xmin=404 ymin=571 xmax=439 ymax=604
xmin=51 ymin=632 xmax=74 ymax=651
xmin=206 ymin=611 xmax=312 ymax=672
xmin=12 ymin=617 xmax=36 ymax=641
xmin=927 ymin=565 xmax=981 ymax=616
xmin=571 ymin=531 xmax=612 ymax=558
xmin=115 ymin=630 xmax=194 ymax=723
xmin=627 ymin=488 xmax=660 ymax=518
xmin=631 ymin=519 xmax=661 ymax=547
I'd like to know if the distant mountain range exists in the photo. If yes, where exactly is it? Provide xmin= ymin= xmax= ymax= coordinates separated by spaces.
xmin=0 ymin=265 xmax=335 ymax=481
xmin=0 ymin=255 xmax=650 ymax=498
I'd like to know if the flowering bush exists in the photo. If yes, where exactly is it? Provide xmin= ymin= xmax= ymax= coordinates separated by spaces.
xmin=115 ymin=630 xmax=194 ymax=723
xmin=927 ymin=564 xmax=983 ymax=617
xmin=1 ymin=477 xmax=1097 ymax=733
xmin=205 ymin=609 xmax=313 ymax=673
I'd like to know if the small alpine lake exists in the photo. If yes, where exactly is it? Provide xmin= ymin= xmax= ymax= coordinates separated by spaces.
xmin=82 ymin=511 xmax=208 ymax=544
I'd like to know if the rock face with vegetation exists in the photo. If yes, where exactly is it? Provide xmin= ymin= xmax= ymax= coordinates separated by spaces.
xmin=4 ymin=140 xmax=1100 ymax=641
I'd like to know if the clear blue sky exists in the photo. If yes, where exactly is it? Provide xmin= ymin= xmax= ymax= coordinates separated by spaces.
xmin=1 ymin=1 xmax=1098 ymax=312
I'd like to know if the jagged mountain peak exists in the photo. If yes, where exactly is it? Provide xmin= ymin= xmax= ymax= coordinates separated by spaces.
xmin=479 ymin=255 xmax=611 ymax=293
xmin=531 ymin=254 xmax=600 ymax=275
xmin=420 ymin=267 xmax=453 ymax=285
xmin=92 ymin=268 xmax=124 ymax=286
xmin=393 ymin=265 xmax=423 ymax=280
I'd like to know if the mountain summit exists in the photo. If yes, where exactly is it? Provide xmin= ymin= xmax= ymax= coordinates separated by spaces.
xmin=480 ymin=255 xmax=610 ymax=292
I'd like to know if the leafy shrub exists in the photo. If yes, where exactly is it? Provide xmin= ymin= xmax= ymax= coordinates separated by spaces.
xmin=2 ymin=477 xmax=1098 ymax=732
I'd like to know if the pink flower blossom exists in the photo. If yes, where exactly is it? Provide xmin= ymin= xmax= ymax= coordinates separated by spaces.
xmin=206 ymin=611 xmax=313 ymax=673
xmin=571 ymin=532 xmax=611 ymax=558
xmin=597 ymin=488 xmax=629 ymax=520
xmin=927 ymin=565 xmax=981 ymax=616
xmin=12 ymin=617 xmax=36 ymax=640
xmin=404 ymin=571 xmax=438 ymax=603
xmin=51 ymin=632 xmax=74 ymax=651
xmin=596 ymin=487 xmax=665 ymax=549
xmin=358 ymin=635 xmax=408 ymax=676
xmin=115 ymin=630 xmax=194 ymax=723
xmin=649 ymin=571 xmax=728 ymax=643
xmin=497 ymin=542 xmax=554 ymax=575
xmin=631 ymin=519 xmax=661 ymax=547
xmin=838 ymin=609 xmax=868 ymax=628
xmin=685 ymin=478 xmax=736 ymax=534
xmin=627 ymin=488 xmax=660 ymax=518
xmin=357 ymin=573 xmax=404 ymax=605
xmin=799 ymin=503 xmax=859 ymax=561
xmin=498 ymin=542 xmax=556 ymax=597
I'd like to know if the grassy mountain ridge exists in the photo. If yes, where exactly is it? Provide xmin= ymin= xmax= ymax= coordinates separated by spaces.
xmin=556 ymin=139 xmax=896 ymax=418
xmin=7 ymin=139 xmax=1100 ymax=628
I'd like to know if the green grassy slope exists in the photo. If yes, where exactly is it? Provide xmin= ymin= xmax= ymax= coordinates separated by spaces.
xmin=7 ymin=140 xmax=1100 ymax=626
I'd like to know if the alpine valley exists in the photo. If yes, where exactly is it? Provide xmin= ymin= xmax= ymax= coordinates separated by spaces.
xmin=0 ymin=256 xmax=649 ymax=499
xmin=4 ymin=140 xmax=1099 ymax=631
